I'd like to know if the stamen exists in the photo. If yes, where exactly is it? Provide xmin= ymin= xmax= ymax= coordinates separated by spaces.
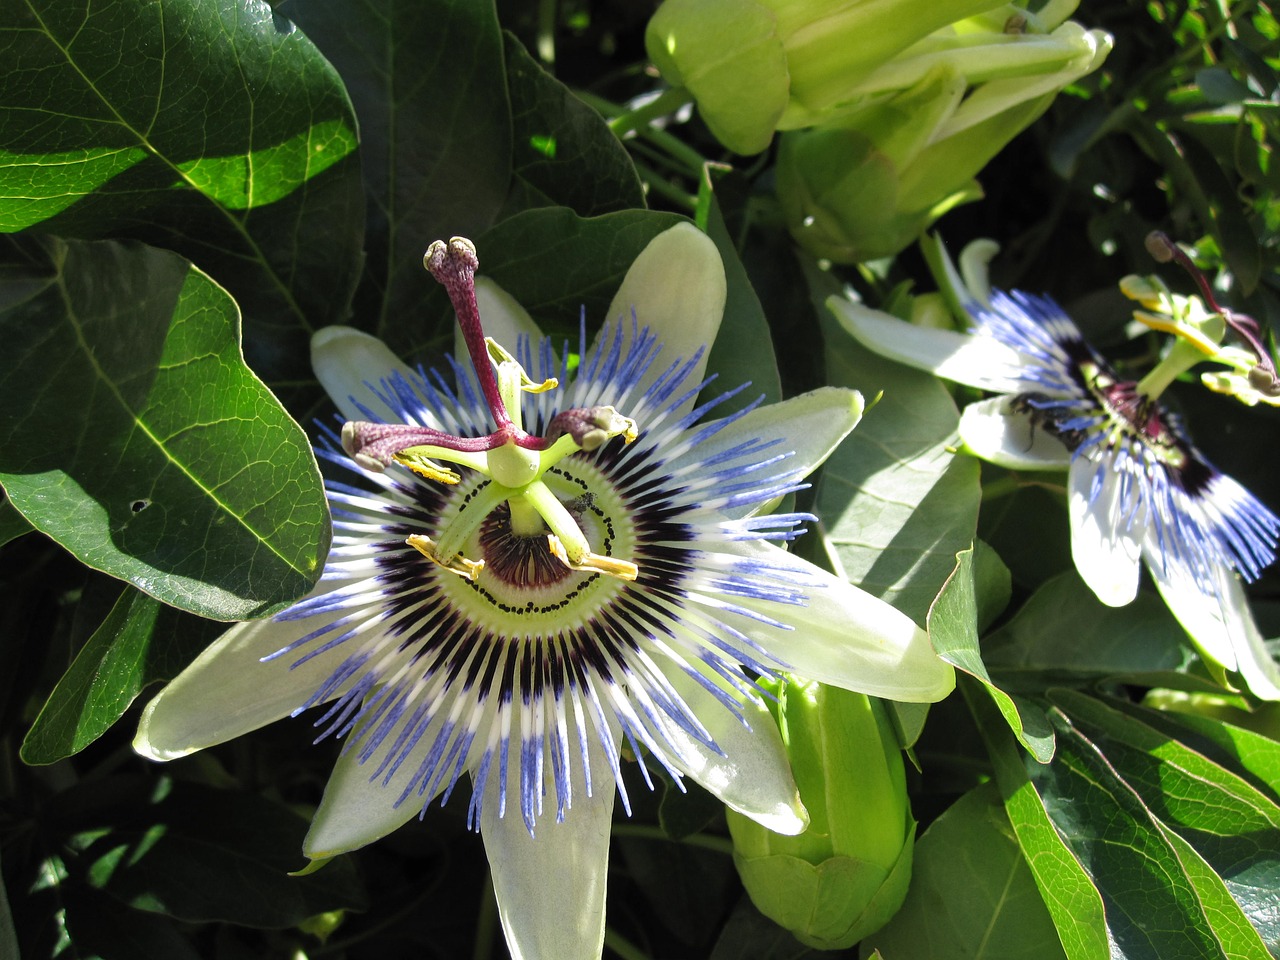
xmin=406 ymin=534 xmax=485 ymax=581
xmin=1147 ymin=231 xmax=1279 ymax=391
xmin=546 ymin=406 xmax=639 ymax=451
xmin=546 ymin=535 xmax=639 ymax=582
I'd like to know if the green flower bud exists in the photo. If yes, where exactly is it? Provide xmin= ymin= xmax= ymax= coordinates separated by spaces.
xmin=777 ymin=20 xmax=1110 ymax=263
xmin=645 ymin=0 xmax=1011 ymax=154
xmin=727 ymin=678 xmax=914 ymax=949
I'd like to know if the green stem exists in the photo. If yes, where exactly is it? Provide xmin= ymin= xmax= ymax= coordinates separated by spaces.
xmin=607 ymin=86 xmax=695 ymax=140
xmin=632 ymin=159 xmax=698 ymax=210
xmin=579 ymin=89 xmax=709 ymax=178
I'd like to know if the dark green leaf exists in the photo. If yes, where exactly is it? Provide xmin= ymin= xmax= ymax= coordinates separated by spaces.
xmin=930 ymin=549 xmax=1054 ymax=761
xmin=21 ymin=585 xmax=224 ymax=764
xmin=0 ymin=850 xmax=18 ymax=960
xmin=0 ymin=492 xmax=33 ymax=547
xmin=1030 ymin=702 xmax=1268 ymax=959
xmin=811 ymin=267 xmax=981 ymax=623
xmin=972 ymin=686 xmax=1114 ymax=960
xmin=283 ymin=0 xmax=511 ymax=340
xmin=865 ymin=782 xmax=1068 ymax=960
xmin=697 ymin=167 xmax=782 ymax=415
xmin=0 ymin=0 xmax=364 ymax=381
xmin=63 ymin=884 xmax=202 ymax=960
xmin=983 ymin=572 xmax=1202 ymax=686
xmin=69 ymin=778 xmax=365 ymax=928
xmin=1126 ymin=701 xmax=1280 ymax=799
xmin=503 ymin=33 xmax=644 ymax=218
xmin=22 ymin=586 xmax=160 ymax=764
xmin=710 ymin=896 xmax=826 ymax=960
xmin=0 ymin=237 xmax=329 ymax=619
xmin=1050 ymin=689 xmax=1280 ymax=952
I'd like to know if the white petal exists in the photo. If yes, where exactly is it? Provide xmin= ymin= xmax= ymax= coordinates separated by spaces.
xmin=1068 ymin=456 xmax=1143 ymax=607
xmin=459 ymin=277 xmax=554 ymax=371
xmin=133 ymin=587 xmax=362 ymax=761
xmin=603 ymin=223 xmax=726 ymax=415
xmin=958 ymin=396 xmax=1072 ymax=470
xmin=714 ymin=539 xmax=956 ymax=702
xmin=480 ymin=722 xmax=617 ymax=960
xmin=827 ymin=294 xmax=1032 ymax=394
xmin=659 ymin=667 xmax=808 ymax=835
xmin=666 ymin=386 xmax=864 ymax=519
xmin=311 ymin=326 xmax=424 ymax=423
xmin=1148 ymin=562 xmax=1280 ymax=701
xmin=303 ymin=737 xmax=424 ymax=858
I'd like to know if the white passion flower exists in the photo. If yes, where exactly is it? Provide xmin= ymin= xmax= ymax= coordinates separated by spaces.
xmin=830 ymin=235 xmax=1280 ymax=701
xmin=134 ymin=225 xmax=955 ymax=960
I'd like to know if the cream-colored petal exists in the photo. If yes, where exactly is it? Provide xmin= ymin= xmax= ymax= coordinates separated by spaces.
xmin=134 ymin=584 xmax=363 ymax=761
xmin=706 ymin=539 xmax=956 ymax=703
xmin=1068 ymin=457 xmax=1143 ymax=607
xmin=958 ymin=396 xmax=1072 ymax=470
xmin=303 ymin=735 xmax=425 ymax=858
xmin=828 ymin=294 xmax=1032 ymax=394
xmin=602 ymin=223 xmax=726 ymax=416
xmin=659 ymin=667 xmax=807 ymax=835
xmin=458 ymin=277 xmax=555 ymax=373
xmin=1148 ymin=561 xmax=1280 ymax=701
xmin=665 ymin=386 xmax=864 ymax=520
xmin=311 ymin=326 xmax=424 ymax=423
xmin=480 ymin=720 xmax=617 ymax=960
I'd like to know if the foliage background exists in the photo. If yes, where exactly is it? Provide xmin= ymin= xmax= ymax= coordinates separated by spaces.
xmin=2 ymin=0 xmax=1280 ymax=958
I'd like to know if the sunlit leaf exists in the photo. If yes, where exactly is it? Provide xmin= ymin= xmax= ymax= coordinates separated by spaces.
xmin=812 ymin=272 xmax=981 ymax=623
xmin=0 ymin=0 xmax=364 ymax=382
xmin=974 ymin=688 xmax=1114 ymax=960
xmin=865 ymin=782 xmax=1068 ymax=960
xmin=1029 ymin=699 xmax=1272 ymax=959
xmin=1051 ymin=689 xmax=1280 ymax=951
xmin=931 ymin=548 xmax=1054 ymax=761
xmin=0 ymin=236 xmax=329 ymax=619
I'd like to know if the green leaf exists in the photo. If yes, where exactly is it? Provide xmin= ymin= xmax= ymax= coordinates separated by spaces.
xmin=697 ymin=166 xmax=782 ymax=416
xmin=63 ymin=884 xmax=202 ymax=960
xmin=813 ymin=271 xmax=981 ymax=623
xmin=0 ymin=237 xmax=329 ymax=620
xmin=22 ymin=586 xmax=160 ymax=764
xmin=0 ymin=850 xmax=18 ymax=960
xmin=930 ymin=550 xmax=1054 ymax=762
xmin=21 ymin=585 xmax=224 ymax=764
xmin=0 ymin=492 xmax=33 ymax=547
xmin=503 ymin=33 xmax=644 ymax=218
xmin=283 ymin=0 xmax=512 ymax=340
xmin=1029 ymin=700 xmax=1269 ymax=959
xmin=1127 ymin=701 xmax=1280 ymax=798
xmin=1050 ymin=689 xmax=1280 ymax=952
xmin=983 ymin=571 xmax=1202 ymax=686
xmin=65 ymin=778 xmax=365 ymax=928
xmin=0 ymin=0 xmax=365 ymax=380
xmin=972 ymin=688 xmax=1112 ymax=960
xmin=865 ymin=782 xmax=1068 ymax=960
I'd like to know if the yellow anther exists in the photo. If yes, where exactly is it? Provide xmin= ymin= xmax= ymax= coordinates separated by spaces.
xmin=546 ymin=535 xmax=639 ymax=582
xmin=407 ymin=534 xmax=485 ymax=581
xmin=394 ymin=451 xmax=462 ymax=485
